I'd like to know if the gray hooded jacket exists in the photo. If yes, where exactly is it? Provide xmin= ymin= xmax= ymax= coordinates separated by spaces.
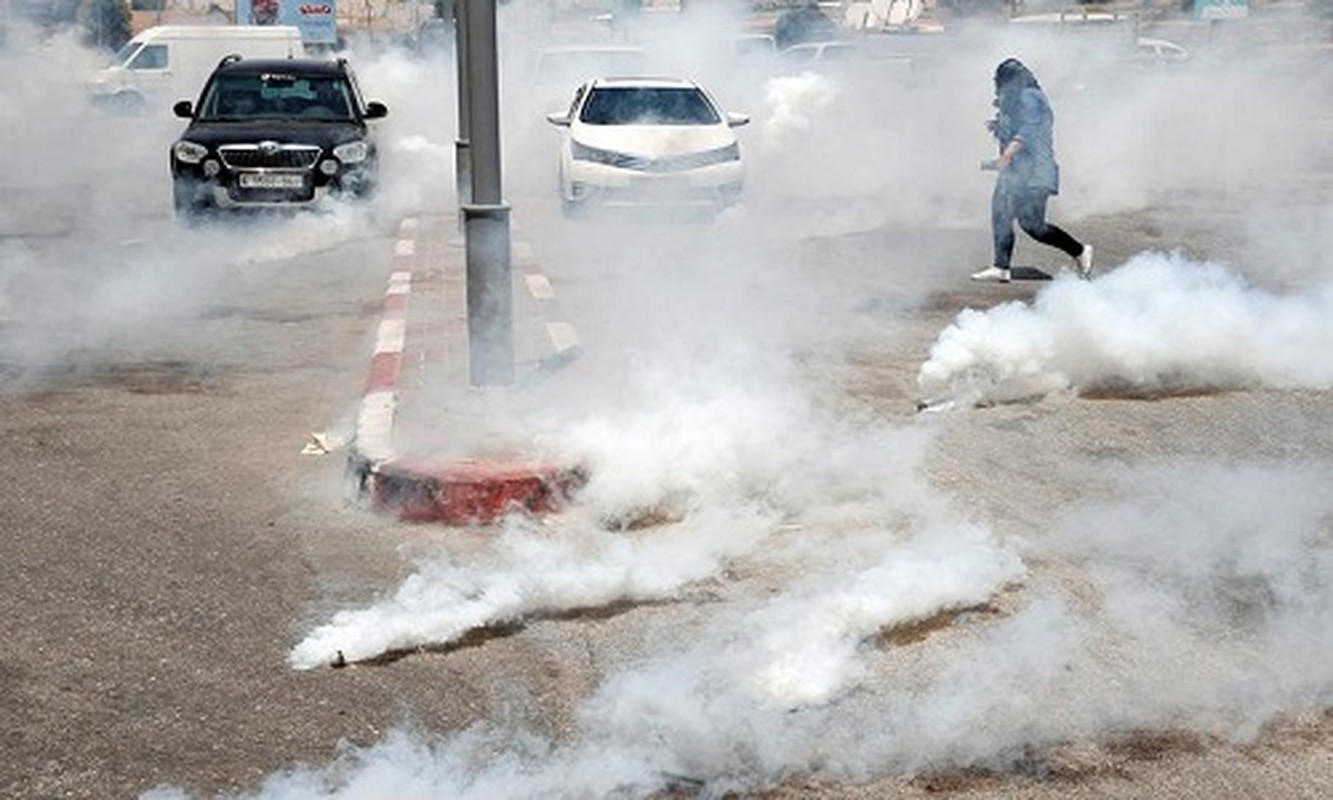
xmin=994 ymin=82 xmax=1060 ymax=195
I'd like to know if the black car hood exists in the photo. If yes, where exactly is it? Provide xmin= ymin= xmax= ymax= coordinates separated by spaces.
xmin=180 ymin=120 xmax=368 ymax=149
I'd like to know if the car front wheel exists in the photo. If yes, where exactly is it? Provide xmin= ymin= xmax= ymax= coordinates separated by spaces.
xmin=172 ymin=179 xmax=212 ymax=226
xmin=98 ymin=90 xmax=146 ymax=116
xmin=560 ymin=193 xmax=588 ymax=219
xmin=557 ymin=167 xmax=587 ymax=219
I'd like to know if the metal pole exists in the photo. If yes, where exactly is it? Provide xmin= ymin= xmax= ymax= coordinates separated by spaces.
xmin=453 ymin=0 xmax=471 ymax=208
xmin=462 ymin=0 xmax=513 ymax=387
xmin=464 ymin=0 xmax=502 ymax=207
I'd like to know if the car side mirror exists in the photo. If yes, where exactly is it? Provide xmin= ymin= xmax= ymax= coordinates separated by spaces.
xmin=545 ymin=112 xmax=571 ymax=127
xmin=727 ymin=112 xmax=750 ymax=128
xmin=173 ymin=100 xmax=193 ymax=118
xmin=364 ymin=101 xmax=388 ymax=119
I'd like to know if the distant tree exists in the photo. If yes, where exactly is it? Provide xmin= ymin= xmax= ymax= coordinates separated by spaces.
xmin=17 ymin=0 xmax=131 ymax=49
xmin=42 ymin=0 xmax=84 ymax=27
xmin=81 ymin=0 xmax=132 ymax=50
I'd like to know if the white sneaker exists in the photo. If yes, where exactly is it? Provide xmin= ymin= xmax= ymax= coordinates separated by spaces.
xmin=1076 ymin=244 xmax=1094 ymax=279
xmin=970 ymin=266 xmax=1011 ymax=283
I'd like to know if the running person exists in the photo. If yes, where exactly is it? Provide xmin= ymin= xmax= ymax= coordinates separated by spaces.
xmin=972 ymin=58 xmax=1093 ymax=283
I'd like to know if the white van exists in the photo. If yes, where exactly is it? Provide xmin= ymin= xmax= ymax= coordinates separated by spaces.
xmin=90 ymin=25 xmax=306 ymax=113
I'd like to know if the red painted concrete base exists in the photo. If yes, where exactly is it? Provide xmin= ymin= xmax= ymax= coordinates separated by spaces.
xmin=371 ymin=458 xmax=588 ymax=525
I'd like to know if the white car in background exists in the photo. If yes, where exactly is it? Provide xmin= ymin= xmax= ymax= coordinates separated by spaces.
xmin=1133 ymin=36 xmax=1192 ymax=67
xmin=545 ymin=76 xmax=749 ymax=217
xmin=734 ymin=33 xmax=778 ymax=57
xmin=779 ymin=39 xmax=860 ymax=65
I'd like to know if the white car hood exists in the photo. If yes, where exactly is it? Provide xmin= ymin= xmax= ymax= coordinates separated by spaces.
xmin=570 ymin=124 xmax=735 ymax=156
xmin=90 ymin=66 xmax=131 ymax=90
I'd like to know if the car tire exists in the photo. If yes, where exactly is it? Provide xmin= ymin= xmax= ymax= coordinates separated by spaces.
xmin=560 ymin=194 xmax=587 ymax=219
xmin=557 ymin=167 xmax=586 ymax=219
xmin=348 ymin=178 xmax=377 ymax=201
xmin=173 ymin=180 xmax=211 ymax=226
xmin=339 ymin=164 xmax=378 ymax=201
xmin=105 ymin=91 xmax=147 ymax=116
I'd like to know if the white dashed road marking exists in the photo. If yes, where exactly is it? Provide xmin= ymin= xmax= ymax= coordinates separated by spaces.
xmin=547 ymin=321 xmax=581 ymax=353
xmin=524 ymin=272 xmax=555 ymax=301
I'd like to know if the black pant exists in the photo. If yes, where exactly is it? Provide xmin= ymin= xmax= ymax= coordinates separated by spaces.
xmin=991 ymin=182 xmax=1083 ymax=269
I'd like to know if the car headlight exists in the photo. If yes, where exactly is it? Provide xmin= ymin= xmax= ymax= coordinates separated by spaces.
xmin=173 ymin=140 xmax=208 ymax=164
xmin=691 ymin=142 xmax=740 ymax=167
xmin=571 ymin=140 xmax=628 ymax=167
xmin=333 ymin=141 xmax=370 ymax=164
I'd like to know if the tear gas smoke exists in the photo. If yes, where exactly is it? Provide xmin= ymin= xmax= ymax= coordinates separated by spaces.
xmin=260 ymin=457 xmax=1333 ymax=799
xmin=918 ymin=252 xmax=1333 ymax=407
xmin=280 ymin=408 xmax=1029 ymax=792
xmin=0 ymin=29 xmax=419 ymax=381
xmin=7 ymin=2 xmax=1324 ymax=797
xmin=289 ymin=503 xmax=780 ymax=670
xmin=293 ymin=349 xmax=1023 ymax=673
xmin=256 ymin=5 xmax=1333 ymax=798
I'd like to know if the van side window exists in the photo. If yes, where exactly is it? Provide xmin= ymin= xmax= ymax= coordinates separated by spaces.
xmin=129 ymin=45 xmax=168 ymax=70
xmin=112 ymin=40 xmax=141 ymax=65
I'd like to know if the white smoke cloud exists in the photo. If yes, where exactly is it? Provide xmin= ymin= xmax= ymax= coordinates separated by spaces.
xmin=0 ymin=29 xmax=405 ymax=378
xmin=261 ymin=11 xmax=1333 ymax=800
xmin=5 ymin=3 xmax=1301 ymax=797
xmin=277 ymin=403 xmax=1028 ymax=793
xmin=918 ymin=252 xmax=1333 ymax=407
xmin=754 ymin=71 xmax=840 ymax=157
xmin=665 ymin=521 xmax=1024 ymax=710
xmin=1046 ymin=462 xmax=1333 ymax=740
xmin=289 ymin=503 xmax=779 ymax=670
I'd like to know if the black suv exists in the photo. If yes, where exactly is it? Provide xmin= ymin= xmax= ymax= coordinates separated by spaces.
xmin=170 ymin=55 xmax=388 ymax=220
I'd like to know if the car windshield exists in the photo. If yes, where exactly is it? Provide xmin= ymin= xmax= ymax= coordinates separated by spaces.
xmin=579 ymin=87 xmax=720 ymax=126
xmin=197 ymin=74 xmax=356 ymax=121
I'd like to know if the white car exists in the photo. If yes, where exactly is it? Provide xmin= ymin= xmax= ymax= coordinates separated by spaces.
xmin=779 ymin=39 xmax=860 ymax=65
xmin=734 ymin=33 xmax=778 ymax=57
xmin=1134 ymin=37 xmax=1192 ymax=67
xmin=545 ymin=77 xmax=749 ymax=217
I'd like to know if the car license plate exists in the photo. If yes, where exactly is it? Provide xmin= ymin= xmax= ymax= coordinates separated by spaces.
xmin=632 ymin=176 xmax=689 ymax=194
xmin=239 ymin=173 xmax=305 ymax=189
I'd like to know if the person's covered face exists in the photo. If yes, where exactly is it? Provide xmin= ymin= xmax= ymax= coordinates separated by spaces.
xmin=993 ymin=58 xmax=1033 ymax=94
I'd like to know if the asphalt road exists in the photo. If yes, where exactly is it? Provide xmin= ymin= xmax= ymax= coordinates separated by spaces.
xmin=4 ymin=182 xmax=1333 ymax=799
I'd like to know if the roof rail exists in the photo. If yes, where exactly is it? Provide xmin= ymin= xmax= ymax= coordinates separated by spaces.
xmin=218 ymin=53 xmax=244 ymax=68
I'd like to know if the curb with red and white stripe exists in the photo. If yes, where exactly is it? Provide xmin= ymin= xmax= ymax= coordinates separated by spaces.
xmin=348 ymin=216 xmax=586 ymax=525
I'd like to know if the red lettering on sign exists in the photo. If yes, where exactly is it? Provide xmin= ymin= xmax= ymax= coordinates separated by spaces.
xmin=299 ymin=4 xmax=333 ymax=14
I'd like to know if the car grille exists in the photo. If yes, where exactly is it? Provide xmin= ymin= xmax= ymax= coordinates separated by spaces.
xmin=616 ymin=150 xmax=731 ymax=173
xmin=574 ymin=142 xmax=739 ymax=173
xmin=219 ymin=144 xmax=322 ymax=170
